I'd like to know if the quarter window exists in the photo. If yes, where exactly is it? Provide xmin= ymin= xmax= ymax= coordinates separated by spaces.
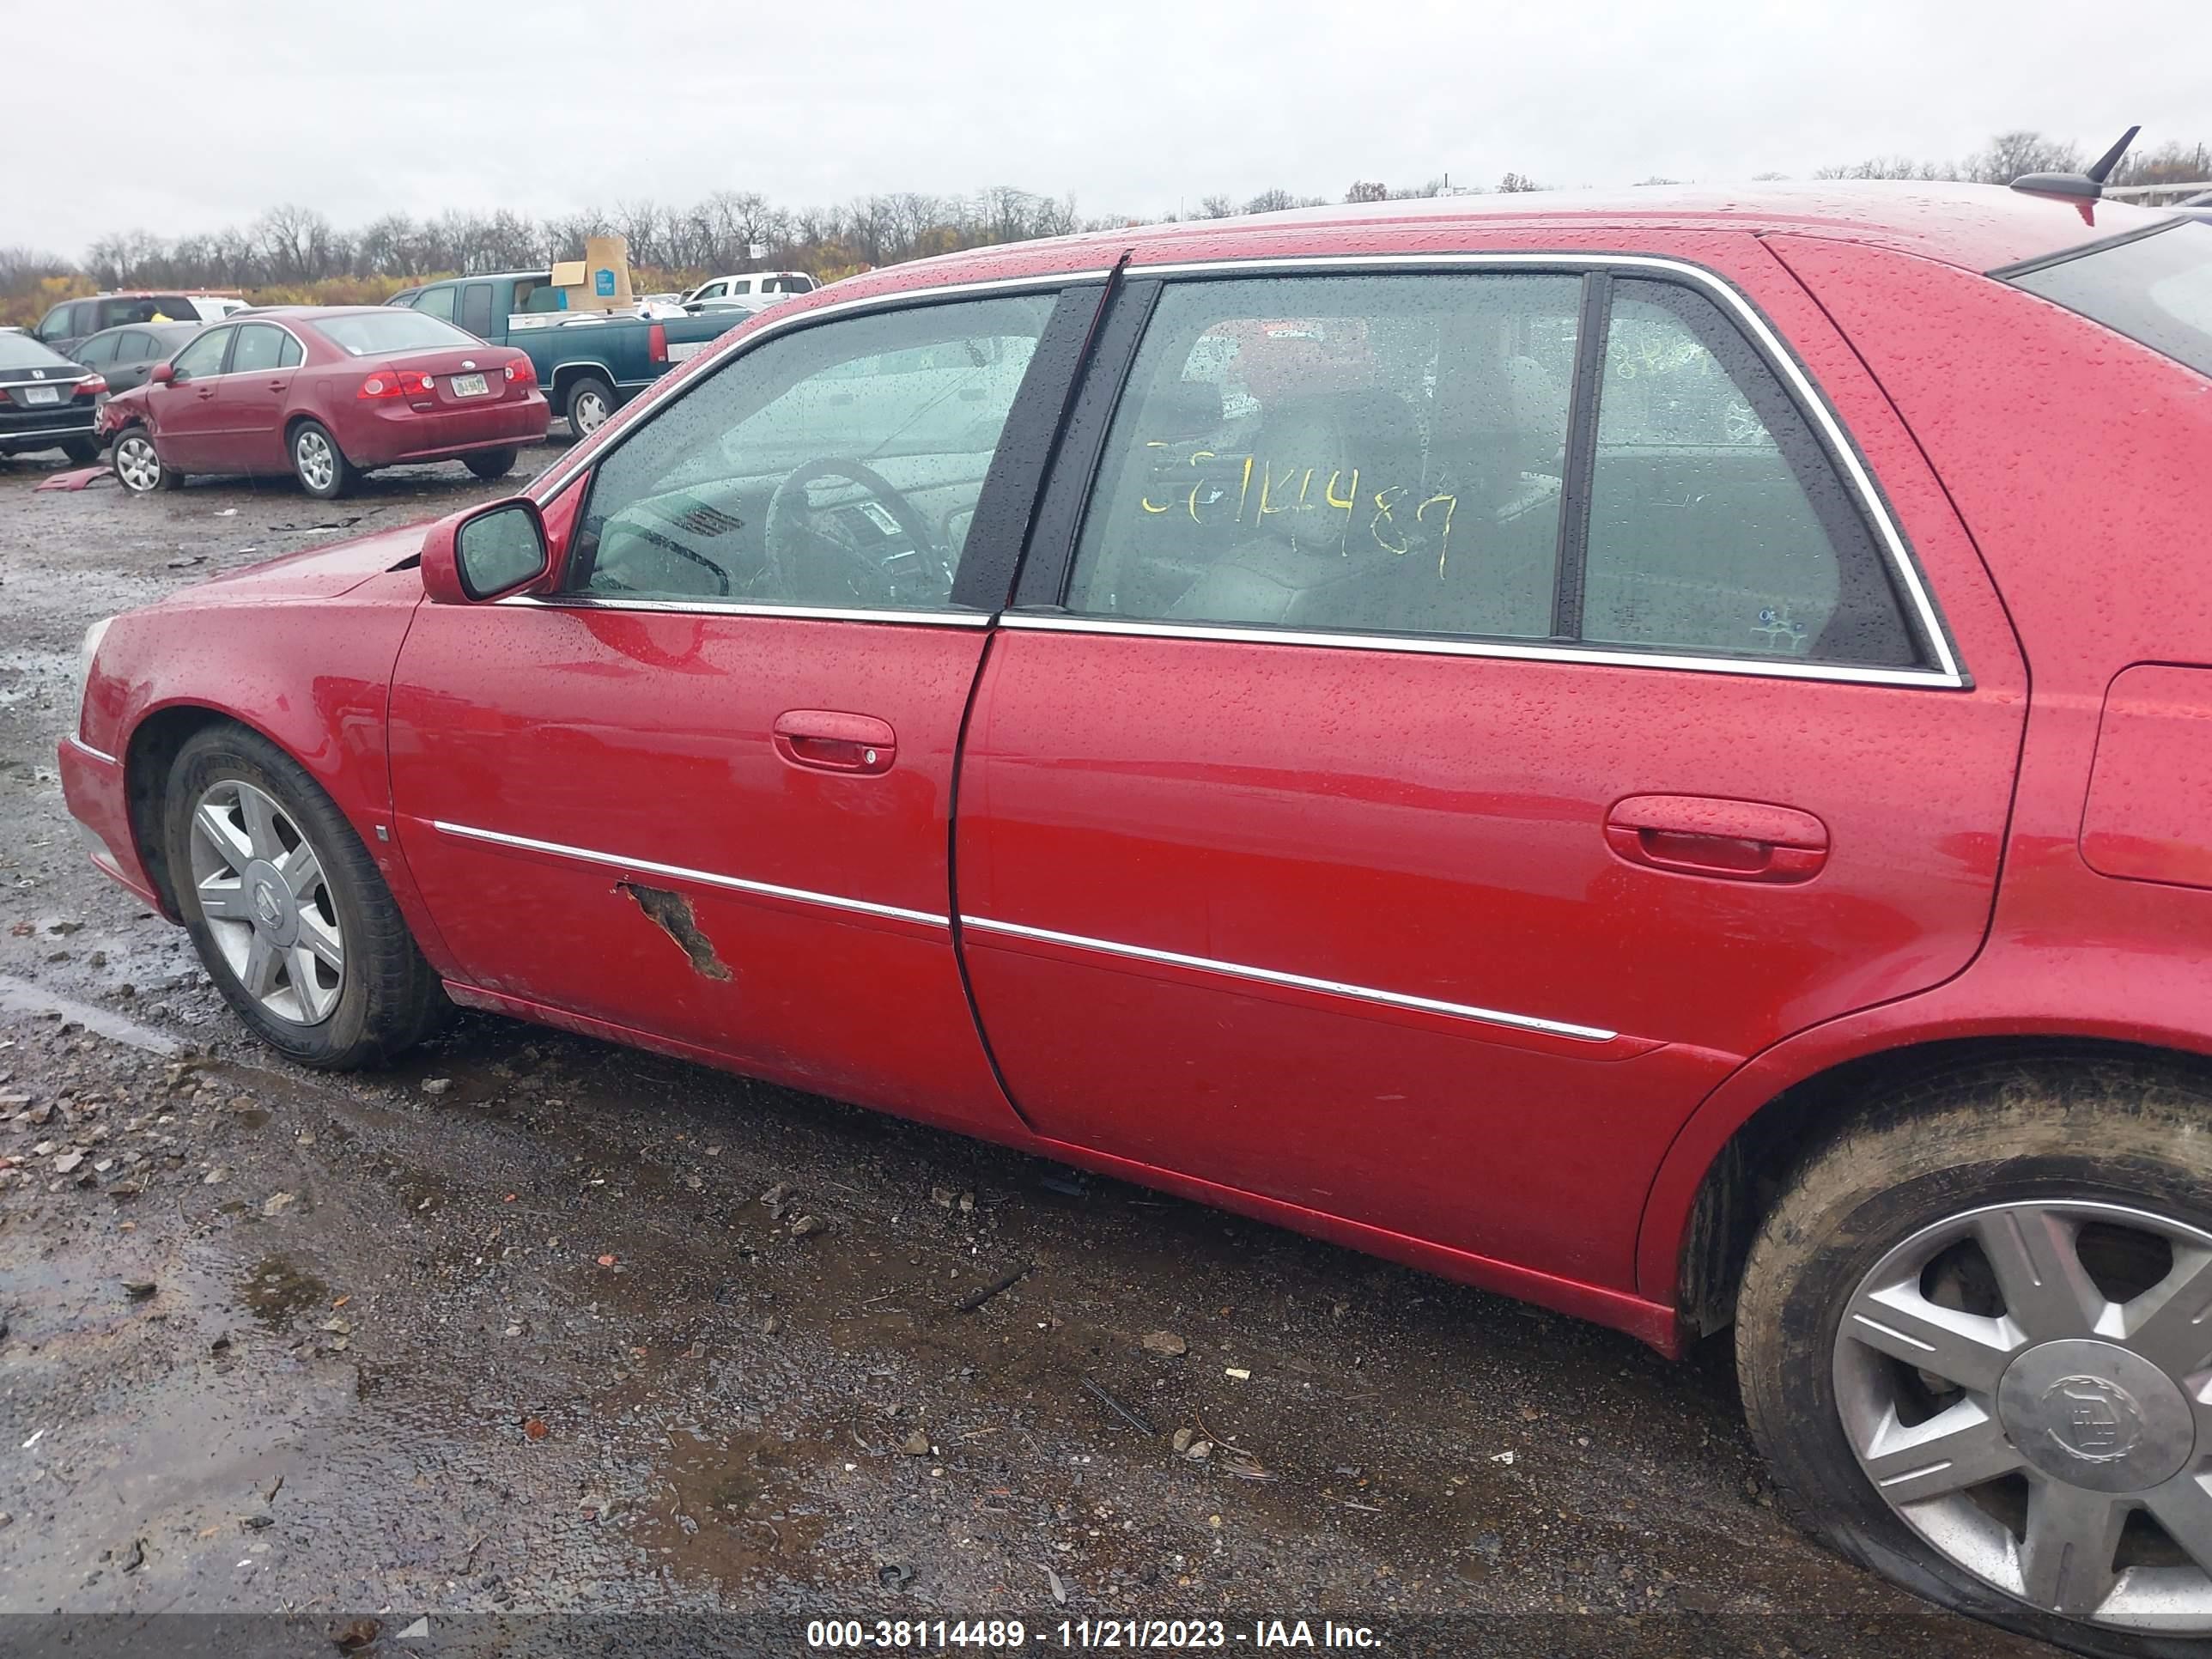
xmin=1581 ymin=280 xmax=1919 ymax=666
xmin=1065 ymin=274 xmax=1583 ymax=638
xmin=571 ymin=294 xmax=1054 ymax=611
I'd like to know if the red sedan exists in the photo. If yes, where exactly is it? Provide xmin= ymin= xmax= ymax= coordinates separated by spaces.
xmin=99 ymin=305 xmax=548 ymax=499
xmin=58 ymin=184 xmax=2212 ymax=1653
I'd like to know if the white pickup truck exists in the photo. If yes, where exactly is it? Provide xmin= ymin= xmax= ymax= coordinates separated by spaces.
xmin=679 ymin=271 xmax=819 ymax=315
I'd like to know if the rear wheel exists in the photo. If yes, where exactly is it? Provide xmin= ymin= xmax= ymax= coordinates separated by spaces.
xmin=563 ymin=375 xmax=614 ymax=438
xmin=1738 ymin=1063 xmax=2212 ymax=1657
xmin=163 ymin=723 xmax=446 ymax=1068
xmin=290 ymin=419 xmax=356 ymax=499
xmin=61 ymin=436 xmax=100 ymax=465
xmin=464 ymin=447 xmax=518 ymax=481
xmin=112 ymin=428 xmax=177 ymax=493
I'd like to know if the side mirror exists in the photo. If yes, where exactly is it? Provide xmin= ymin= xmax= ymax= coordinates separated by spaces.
xmin=421 ymin=498 xmax=550 ymax=604
xmin=149 ymin=362 xmax=174 ymax=386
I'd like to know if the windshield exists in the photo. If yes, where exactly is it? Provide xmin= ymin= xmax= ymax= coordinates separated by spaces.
xmin=0 ymin=331 xmax=71 ymax=373
xmin=2007 ymin=220 xmax=2212 ymax=378
xmin=315 ymin=311 xmax=478 ymax=357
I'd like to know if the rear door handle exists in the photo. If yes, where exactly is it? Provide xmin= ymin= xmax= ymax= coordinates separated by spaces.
xmin=773 ymin=709 xmax=896 ymax=775
xmin=1605 ymin=794 xmax=1828 ymax=883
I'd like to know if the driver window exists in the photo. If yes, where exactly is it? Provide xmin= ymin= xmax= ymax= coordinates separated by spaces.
xmin=569 ymin=293 xmax=1054 ymax=611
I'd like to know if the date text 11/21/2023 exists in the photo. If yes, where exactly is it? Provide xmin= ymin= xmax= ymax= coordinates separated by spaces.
xmin=805 ymin=1620 xmax=1383 ymax=1649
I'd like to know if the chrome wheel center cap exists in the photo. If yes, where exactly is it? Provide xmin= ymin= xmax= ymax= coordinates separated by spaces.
xmin=240 ymin=858 xmax=300 ymax=949
xmin=1998 ymin=1338 xmax=2197 ymax=1492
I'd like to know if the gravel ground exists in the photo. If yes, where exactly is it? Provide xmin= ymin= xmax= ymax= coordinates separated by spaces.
xmin=0 ymin=444 xmax=2049 ymax=1657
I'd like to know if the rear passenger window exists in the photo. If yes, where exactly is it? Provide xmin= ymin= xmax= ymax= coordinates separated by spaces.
xmin=229 ymin=324 xmax=287 ymax=375
xmin=1065 ymin=270 xmax=1925 ymax=672
xmin=1066 ymin=275 xmax=1582 ymax=638
xmin=1582 ymin=280 xmax=1918 ymax=666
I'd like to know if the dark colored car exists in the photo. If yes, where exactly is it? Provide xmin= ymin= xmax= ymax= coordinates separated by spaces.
xmin=56 ymin=186 xmax=2212 ymax=1654
xmin=0 ymin=330 xmax=104 ymax=462
xmin=70 ymin=321 xmax=202 ymax=395
xmin=33 ymin=291 xmax=246 ymax=356
xmin=98 ymin=307 xmax=549 ymax=498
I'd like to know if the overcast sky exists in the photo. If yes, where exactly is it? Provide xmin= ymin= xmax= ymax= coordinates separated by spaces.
xmin=13 ymin=0 xmax=2207 ymax=257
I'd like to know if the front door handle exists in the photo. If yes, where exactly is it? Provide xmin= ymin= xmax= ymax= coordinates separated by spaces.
xmin=773 ymin=709 xmax=896 ymax=775
xmin=1605 ymin=794 xmax=1828 ymax=883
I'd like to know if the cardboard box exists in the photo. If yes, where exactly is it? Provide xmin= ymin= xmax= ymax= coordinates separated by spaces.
xmin=549 ymin=235 xmax=635 ymax=313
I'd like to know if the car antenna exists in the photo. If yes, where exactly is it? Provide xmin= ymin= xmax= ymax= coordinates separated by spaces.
xmin=2010 ymin=125 xmax=2141 ymax=199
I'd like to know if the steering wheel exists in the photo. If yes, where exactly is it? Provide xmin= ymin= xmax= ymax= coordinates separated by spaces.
xmin=763 ymin=459 xmax=944 ymax=608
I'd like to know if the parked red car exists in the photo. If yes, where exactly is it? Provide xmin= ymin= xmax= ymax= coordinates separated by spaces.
xmin=58 ymin=185 xmax=2212 ymax=1654
xmin=98 ymin=306 xmax=548 ymax=498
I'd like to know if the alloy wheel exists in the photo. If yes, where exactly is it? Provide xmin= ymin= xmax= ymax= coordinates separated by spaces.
xmin=294 ymin=428 xmax=336 ymax=493
xmin=115 ymin=435 xmax=161 ymax=491
xmin=186 ymin=778 xmax=345 ymax=1025
xmin=1835 ymin=1200 xmax=2212 ymax=1631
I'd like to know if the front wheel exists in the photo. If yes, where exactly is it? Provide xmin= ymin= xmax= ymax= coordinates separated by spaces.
xmin=112 ymin=428 xmax=179 ymax=493
xmin=290 ymin=419 xmax=356 ymax=499
xmin=464 ymin=447 xmax=518 ymax=481
xmin=1738 ymin=1063 xmax=2212 ymax=1657
xmin=563 ymin=374 xmax=614 ymax=438
xmin=164 ymin=723 xmax=447 ymax=1068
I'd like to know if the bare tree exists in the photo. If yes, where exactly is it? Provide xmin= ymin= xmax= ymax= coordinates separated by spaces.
xmin=1497 ymin=172 xmax=1542 ymax=193
xmin=1197 ymin=194 xmax=1237 ymax=219
xmin=1964 ymin=131 xmax=2081 ymax=185
xmin=1344 ymin=180 xmax=1389 ymax=203
xmin=1243 ymin=187 xmax=1297 ymax=214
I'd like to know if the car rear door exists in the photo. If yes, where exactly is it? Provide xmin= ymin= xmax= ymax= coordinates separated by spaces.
xmin=951 ymin=255 xmax=2027 ymax=1293
xmin=207 ymin=322 xmax=302 ymax=470
xmin=387 ymin=278 xmax=1104 ymax=1142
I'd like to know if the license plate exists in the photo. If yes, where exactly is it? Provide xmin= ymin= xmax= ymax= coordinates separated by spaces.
xmin=23 ymin=385 xmax=60 ymax=405
xmin=450 ymin=374 xmax=489 ymax=398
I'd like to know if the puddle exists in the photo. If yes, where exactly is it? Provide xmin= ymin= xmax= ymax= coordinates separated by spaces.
xmin=240 ymin=1255 xmax=330 ymax=1325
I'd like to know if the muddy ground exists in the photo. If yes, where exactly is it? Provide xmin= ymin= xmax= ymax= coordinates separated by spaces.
xmin=0 ymin=445 xmax=2049 ymax=1657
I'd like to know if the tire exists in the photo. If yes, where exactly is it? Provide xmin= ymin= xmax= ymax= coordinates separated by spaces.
xmin=464 ymin=447 xmax=518 ymax=482
xmin=112 ymin=428 xmax=179 ymax=493
xmin=163 ymin=723 xmax=447 ymax=1069
xmin=1737 ymin=1059 xmax=2212 ymax=1658
xmin=289 ymin=419 xmax=356 ymax=500
xmin=563 ymin=374 xmax=614 ymax=438
xmin=61 ymin=436 xmax=100 ymax=466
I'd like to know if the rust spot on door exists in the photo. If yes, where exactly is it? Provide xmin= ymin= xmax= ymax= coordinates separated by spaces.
xmin=617 ymin=882 xmax=732 ymax=981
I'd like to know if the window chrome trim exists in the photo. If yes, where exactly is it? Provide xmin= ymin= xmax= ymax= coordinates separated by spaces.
xmin=998 ymin=613 xmax=1954 ymax=687
xmin=497 ymin=593 xmax=991 ymax=627
xmin=430 ymin=820 xmax=949 ymax=928
xmin=524 ymin=266 xmax=1115 ymax=505
xmin=1085 ymin=250 xmax=1966 ymax=689
xmin=959 ymin=915 xmax=1618 ymax=1042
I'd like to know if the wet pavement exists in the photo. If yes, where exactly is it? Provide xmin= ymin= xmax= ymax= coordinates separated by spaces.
xmin=0 ymin=447 xmax=2051 ymax=1656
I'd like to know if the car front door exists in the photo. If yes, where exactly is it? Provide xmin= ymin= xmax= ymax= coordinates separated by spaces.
xmin=146 ymin=325 xmax=235 ymax=470
xmin=387 ymin=280 xmax=1101 ymax=1141
xmin=207 ymin=322 xmax=302 ymax=471
xmin=951 ymin=260 xmax=2027 ymax=1296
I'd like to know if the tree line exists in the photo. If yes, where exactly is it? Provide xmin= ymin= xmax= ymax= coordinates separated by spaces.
xmin=3 ymin=131 xmax=2204 ymax=328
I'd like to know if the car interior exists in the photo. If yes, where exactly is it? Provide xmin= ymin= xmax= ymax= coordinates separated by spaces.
xmin=571 ymin=295 xmax=1054 ymax=611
